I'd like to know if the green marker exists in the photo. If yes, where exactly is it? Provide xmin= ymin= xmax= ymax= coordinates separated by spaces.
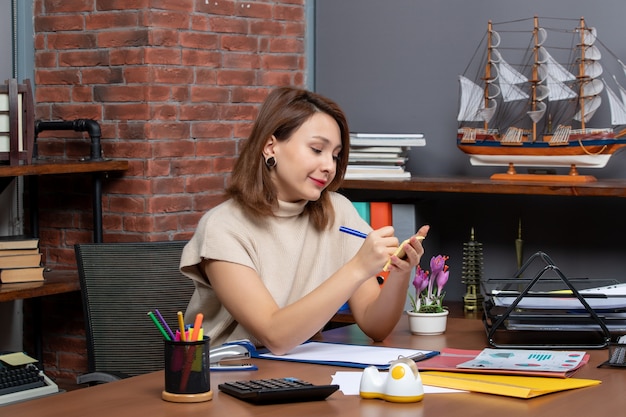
xmin=148 ymin=311 xmax=171 ymax=341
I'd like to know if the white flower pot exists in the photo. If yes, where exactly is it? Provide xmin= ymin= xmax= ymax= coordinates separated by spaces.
xmin=407 ymin=310 xmax=449 ymax=335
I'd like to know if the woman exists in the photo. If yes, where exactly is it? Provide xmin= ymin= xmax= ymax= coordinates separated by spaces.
xmin=181 ymin=87 xmax=429 ymax=354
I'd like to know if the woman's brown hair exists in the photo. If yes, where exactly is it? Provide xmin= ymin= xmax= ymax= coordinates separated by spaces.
xmin=226 ymin=87 xmax=350 ymax=230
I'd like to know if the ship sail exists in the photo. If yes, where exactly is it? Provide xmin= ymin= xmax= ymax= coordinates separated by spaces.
xmin=605 ymin=78 xmax=626 ymax=125
xmin=457 ymin=75 xmax=497 ymax=123
xmin=537 ymin=47 xmax=577 ymax=101
xmin=493 ymin=49 xmax=529 ymax=102
xmin=574 ymin=25 xmax=604 ymax=124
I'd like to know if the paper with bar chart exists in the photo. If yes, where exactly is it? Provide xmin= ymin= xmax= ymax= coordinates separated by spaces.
xmin=456 ymin=349 xmax=586 ymax=373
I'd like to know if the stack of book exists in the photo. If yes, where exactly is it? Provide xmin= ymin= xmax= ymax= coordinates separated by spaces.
xmin=346 ymin=133 xmax=426 ymax=179
xmin=0 ymin=236 xmax=44 ymax=283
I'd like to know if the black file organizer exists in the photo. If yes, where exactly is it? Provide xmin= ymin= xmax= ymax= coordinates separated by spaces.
xmin=481 ymin=251 xmax=619 ymax=349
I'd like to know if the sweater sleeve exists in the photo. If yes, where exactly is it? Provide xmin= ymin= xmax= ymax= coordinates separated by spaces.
xmin=180 ymin=201 xmax=258 ymax=287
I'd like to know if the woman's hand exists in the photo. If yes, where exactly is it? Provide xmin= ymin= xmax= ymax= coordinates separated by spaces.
xmin=384 ymin=225 xmax=430 ymax=272
xmin=350 ymin=226 xmax=399 ymax=279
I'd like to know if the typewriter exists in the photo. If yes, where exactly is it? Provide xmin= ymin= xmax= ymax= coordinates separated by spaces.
xmin=0 ymin=352 xmax=59 ymax=406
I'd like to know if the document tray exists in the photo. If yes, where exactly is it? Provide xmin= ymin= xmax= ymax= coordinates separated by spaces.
xmin=481 ymin=251 xmax=621 ymax=349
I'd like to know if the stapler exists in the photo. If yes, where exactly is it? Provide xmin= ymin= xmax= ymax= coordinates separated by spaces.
xmin=210 ymin=340 xmax=258 ymax=371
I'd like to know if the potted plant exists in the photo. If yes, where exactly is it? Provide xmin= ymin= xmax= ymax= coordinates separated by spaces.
xmin=407 ymin=255 xmax=450 ymax=335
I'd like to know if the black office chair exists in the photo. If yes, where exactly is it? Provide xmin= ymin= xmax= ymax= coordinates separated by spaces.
xmin=75 ymin=240 xmax=195 ymax=385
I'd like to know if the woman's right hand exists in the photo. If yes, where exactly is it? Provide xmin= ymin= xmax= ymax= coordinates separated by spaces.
xmin=350 ymin=226 xmax=399 ymax=280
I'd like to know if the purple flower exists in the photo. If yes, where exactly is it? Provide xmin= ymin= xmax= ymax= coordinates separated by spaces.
xmin=410 ymin=254 xmax=450 ymax=313
xmin=430 ymin=255 xmax=448 ymax=275
xmin=413 ymin=266 xmax=429 ymax=294
xmin=435 ymin=266 xmax=449 ymax=298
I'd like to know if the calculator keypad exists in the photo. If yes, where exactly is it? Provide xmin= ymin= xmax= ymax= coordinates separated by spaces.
xmin=218 ymin=377 xmax=339 ymax=404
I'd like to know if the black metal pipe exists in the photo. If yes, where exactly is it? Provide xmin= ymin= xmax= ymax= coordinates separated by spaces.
xmin=34 ymin=119 xmax=103 ymax=161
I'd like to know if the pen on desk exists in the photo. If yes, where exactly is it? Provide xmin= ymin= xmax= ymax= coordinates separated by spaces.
xmin=155 ymin=309 xmax=175 ymax=341
xmin=390 ymin=352 xmax=426 ymax=364
xmin=177 ymin=311 xmax=187 ymax=342
xmin=339 ymin=226 xmax=368 ymax=239
xmin=147 ymin=311 xmax=171 ymax=341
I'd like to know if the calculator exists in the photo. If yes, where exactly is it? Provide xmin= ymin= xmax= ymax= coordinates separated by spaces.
xmin=217 ymin=377 xmax=339 ymax=404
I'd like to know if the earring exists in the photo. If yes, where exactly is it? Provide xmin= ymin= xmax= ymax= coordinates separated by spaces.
xmin=265 ymin=156 xmax=276 ymax=168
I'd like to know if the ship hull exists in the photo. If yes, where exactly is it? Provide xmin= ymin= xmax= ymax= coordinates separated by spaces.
xmin=457 ymin=135 xmax=626 ymax=168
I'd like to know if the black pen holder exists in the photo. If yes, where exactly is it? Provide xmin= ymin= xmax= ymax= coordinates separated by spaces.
xmin=162 ymin=336 xmax=213 ymax=402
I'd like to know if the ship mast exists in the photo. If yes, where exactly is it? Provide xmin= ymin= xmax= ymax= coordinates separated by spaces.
xmin=483 ymin=20 xmax=493 ymax=132
xmin=531 ymin=16 xmax=540 ymax=142
xmin=578 ymin=17 xmax=587 ymax=131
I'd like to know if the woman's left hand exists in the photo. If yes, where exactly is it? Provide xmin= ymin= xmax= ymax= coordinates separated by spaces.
xmin=385 ymin=225 xmax=429 ymax=272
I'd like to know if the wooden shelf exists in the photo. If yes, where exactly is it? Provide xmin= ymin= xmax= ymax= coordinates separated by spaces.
xmin=341 ymin=177 xmax=626 ymax=198
xmin=0 ymin=159 xmax=129 ymax=178
xmin=0 ymin=270 xmax=80 ymax=302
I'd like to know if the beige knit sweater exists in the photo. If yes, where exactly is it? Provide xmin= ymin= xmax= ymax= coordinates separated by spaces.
xmin=180 ymin=191 xmax=371 ymax=348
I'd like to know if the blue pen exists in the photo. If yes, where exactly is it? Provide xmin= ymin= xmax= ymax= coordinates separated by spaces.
xmin=339 ymin=226 xmax=368 ymax=239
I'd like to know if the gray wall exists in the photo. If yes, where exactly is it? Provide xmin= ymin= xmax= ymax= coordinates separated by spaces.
xmin=316 ymin=1 xmax=626 ymax=301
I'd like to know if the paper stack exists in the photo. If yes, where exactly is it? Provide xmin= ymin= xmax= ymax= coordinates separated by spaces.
xmin=346 ymin=133 xmax=426 ymax=179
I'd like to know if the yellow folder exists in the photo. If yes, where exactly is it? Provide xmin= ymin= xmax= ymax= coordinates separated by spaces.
xmin=420 ymin=371 xmax=601 ymax=399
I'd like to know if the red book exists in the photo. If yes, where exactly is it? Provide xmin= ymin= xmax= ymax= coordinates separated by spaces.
xmin=369 ymin=202 xmax=392 ymax=229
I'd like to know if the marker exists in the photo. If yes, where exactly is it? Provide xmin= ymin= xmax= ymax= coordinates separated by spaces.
xmin=148 ymin=311 xmax=171 ymax=341
xmin=383 ymin=235 xmax=426 ymax=272
xmin=177 ymin=311 xmax=186 ymax=342
xmin=155 ymin=309 xmax=175 ymax=341
xmin=339 ymin=226 xmax=368 ymax=239
xmin=190 ymin=313 xmax=204 ymax=342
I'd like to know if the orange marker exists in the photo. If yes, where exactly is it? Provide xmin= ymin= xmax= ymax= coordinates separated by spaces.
xmin=190 ymin=313 xmax=203 ymax=342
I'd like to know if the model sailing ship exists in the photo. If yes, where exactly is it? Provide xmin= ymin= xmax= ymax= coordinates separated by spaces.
xmin=457 ymin=16 xmax=626 ymax=180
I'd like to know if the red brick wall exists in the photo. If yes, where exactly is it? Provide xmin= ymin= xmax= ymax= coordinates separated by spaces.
xmin=25 ymin=0 xmax=306 ymax=383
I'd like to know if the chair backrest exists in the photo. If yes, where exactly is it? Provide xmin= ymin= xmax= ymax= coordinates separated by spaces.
xmin=75 ymin=241 xmax=195 ymax=377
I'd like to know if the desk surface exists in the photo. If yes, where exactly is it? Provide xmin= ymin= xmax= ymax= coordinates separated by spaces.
xmin=4 ymin=316 xmax=624 ymax=416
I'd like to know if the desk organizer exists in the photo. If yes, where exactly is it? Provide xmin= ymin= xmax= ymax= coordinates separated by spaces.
xmin=598 ymin=338 xmax=626 ymax=367
xmin=481 ymin=251 xmax=624 ymax=349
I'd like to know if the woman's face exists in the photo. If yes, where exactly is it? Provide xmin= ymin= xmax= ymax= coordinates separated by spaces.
xmin=267 ymin=112 xmax=342 ymax=203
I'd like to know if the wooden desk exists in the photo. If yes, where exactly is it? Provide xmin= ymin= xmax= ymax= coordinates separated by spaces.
xmin=4 ymin=316 xmax=625 ymax=416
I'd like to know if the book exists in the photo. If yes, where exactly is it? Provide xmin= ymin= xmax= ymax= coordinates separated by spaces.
xmin=392 ymin=204 xmax=417 ymax=243
xmin=0 ymin=267 xmax=45 ymax=283
xmin=348 ymin=156 xmax=407 ymax=165
xmin=349 ymin=133 xmax=426 ymax=147
xmin=351 ymin=202 xmax=370 ymax=223
xmin=350 ymin=133 xmax=425 ymax=138
xmin=369 ymin=202 xmax=392 ymax=229
xmin=350 ymin=146 xmax=406 ymax=153
xmin=0 ymin=235 xmax=39 ymax=250
xmin=0 ymin=253 xmax=42 ymax=269
xmin=345 ymin=165 xmax=411 ymax=180
xmin=344 ymin=171 xmax=411 ymax=180
xmin=0 ymin=248 xmax=40 ymax=256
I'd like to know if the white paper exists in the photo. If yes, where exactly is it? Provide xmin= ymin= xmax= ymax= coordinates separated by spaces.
xmin=259 ymin=342 xmax=435 ymax=367
xmin=331 ymin=371 xmax=465 ymax=395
